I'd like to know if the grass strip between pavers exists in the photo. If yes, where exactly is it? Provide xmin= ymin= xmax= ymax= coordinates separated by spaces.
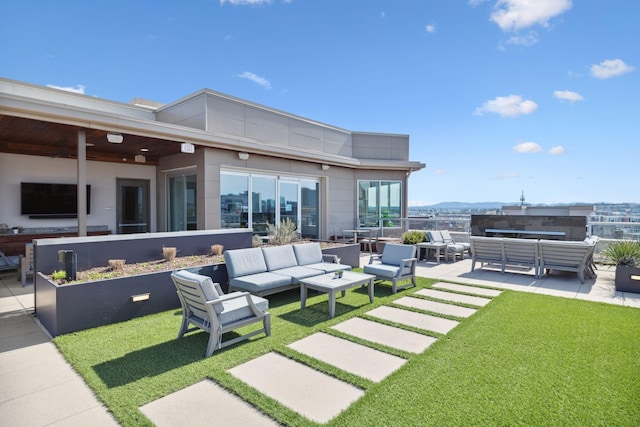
xmin=54 ymin=278 xmax=640 ymax=426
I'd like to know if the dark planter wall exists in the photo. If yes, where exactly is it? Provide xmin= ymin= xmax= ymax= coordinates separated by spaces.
xmin=614 ymin=266 xmax=640 ymax=293
xmin=321 ymin=243 xmax=360 ymax=268
xmin=35 ymin=263 xmax=228 ymax=337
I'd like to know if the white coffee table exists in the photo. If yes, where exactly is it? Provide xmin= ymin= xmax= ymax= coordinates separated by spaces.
xmin=300 ymin=271 xmax=375 ymax=318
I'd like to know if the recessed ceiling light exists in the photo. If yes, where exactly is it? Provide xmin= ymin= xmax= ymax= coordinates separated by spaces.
xmin=107 ymin=132 xmax=123 ymax=144
xmin=86 ymin=143 xmax=95 ymax=147
xmin=140 ymin=148 xmax=149 ymax=152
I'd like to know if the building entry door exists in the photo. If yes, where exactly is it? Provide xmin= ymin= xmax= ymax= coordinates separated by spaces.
xmin=116 ymin=179 xmax=150 ymax=234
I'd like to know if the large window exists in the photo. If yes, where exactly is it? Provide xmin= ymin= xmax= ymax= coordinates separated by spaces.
xmin=358 ymin=180 xmax=402 ymax=229
xmin=221 ymin=171 xmax=320 ymax=239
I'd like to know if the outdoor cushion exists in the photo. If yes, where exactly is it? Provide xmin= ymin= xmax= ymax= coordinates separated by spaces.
xmin=381 ymin=243 xmax=416 ymax=266
xmin=303 ymin=262 xmax=351 ymax=273
xmin=262 ymin=245 xmax=298 ymax=271
xmin=362 ymin=263 xmax=400 ymax=279
xmin=174 ymin=269 xmax=224 ymax=314
xmin=218 ymin=292 xmax=269 ymax=324
xmin=229 ymin=272 xmax=294 ymax=294
xmin=271 ymin=266 xmax=322 ymax=281
xmin=292 ymin=243 xmax=324 ymax=265
xmin=224 ymin=247 xmax=268 ymax=278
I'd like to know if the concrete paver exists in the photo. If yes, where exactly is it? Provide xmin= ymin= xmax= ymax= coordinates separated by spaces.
xmin=140 ymin=379 xmax=279 ymax=427
xmin=228 ymin=352 xmax=364 ymax=424
xmin=288 ymin=332 xmax=406 ymax=382
xmin=394 ymin=296 xmax=477 ymax=318
xmin=415 ymin=288 xmax=493 ymax=307
xmin=432 ymin=282 xmax=502 ymax=297
xmin=331 ymin=317 xmax=437 ymax=353
xmin=366 ymin=305 xmax=459 ymax=335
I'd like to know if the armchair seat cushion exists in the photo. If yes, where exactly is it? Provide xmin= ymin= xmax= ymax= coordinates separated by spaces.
xmin=363 ymin=263 xmax=400 ymax=279
xmin=229 ymin=272 xmax=294 ymax=294
xmin=218 ymin=293 xmax=269 ymax=324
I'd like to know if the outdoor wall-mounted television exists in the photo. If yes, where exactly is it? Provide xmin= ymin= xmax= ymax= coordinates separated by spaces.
xmin=21 ymin=182 xmax=91 ymax=218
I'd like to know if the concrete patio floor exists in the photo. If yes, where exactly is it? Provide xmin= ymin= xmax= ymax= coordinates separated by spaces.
xmin=1 ymin=254 xmax=639 ymax=426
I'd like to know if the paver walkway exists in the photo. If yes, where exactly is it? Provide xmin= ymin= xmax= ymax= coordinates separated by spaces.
xmin=219 ymin=283 xmax=501 ymax=424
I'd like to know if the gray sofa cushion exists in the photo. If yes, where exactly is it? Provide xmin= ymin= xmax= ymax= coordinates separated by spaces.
xmin=229 ymin=272 xmax=294 ymax=294
xmin=293 ymin=243 xmax=323 ymax=265
xmin=262 ymin=245 xmax=298 ymax=271
xmin=272 ymin=266 xmax=324 ymax=281
xmin=224 ymin=247 xmax=267 ymax=278
xmin=304 ymin=262 xmax=351 ymax=273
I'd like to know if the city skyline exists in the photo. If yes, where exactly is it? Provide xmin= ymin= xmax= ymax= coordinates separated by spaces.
xmin=2 ymin=1 xmax=638 ymax=205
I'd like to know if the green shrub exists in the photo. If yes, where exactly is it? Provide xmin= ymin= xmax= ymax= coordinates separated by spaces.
xmin=402 ymin=230 xmax=426 ymax=245
xmin=266 ymin=218 xmax=298 ymax=245
xmin=604 ymin=239 xmax=640 ymax=267
xmin=51 ymin=270 xmax=66 ymax=280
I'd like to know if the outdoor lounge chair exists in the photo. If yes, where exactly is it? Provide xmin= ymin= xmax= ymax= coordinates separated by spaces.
xmin=358 ymin=228 xmax=381 ymax=254
xmin=427 ymin=230 xmax=465 ymax=262
xmin=538 ymin=239 xmax=597 ymax=284
xmin=440 ymin=230 xmax=471 ymax=258
xmin=171 ymin=270 xmax=271 ymax=357
xmin=363 ymin=243 xmax=417 ymax=293
xmin=0 ymin=250 xmax=19 ymax=272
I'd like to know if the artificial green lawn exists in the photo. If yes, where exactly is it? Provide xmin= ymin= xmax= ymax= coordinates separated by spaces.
xmin=54 ymin=278 xmax=640 ymax=426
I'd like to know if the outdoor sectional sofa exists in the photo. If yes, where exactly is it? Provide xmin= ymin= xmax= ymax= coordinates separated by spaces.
xmin=469 ymin=236 xmax=597 ymax=283
xmin=224 ymin=242 xmax=352 ymax=296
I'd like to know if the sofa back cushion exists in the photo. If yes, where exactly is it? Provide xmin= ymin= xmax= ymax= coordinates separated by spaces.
xmin=262 ymin=245 xmax=298 ymax=271
xmin=381 ymin=243 xmax=416 ymax=266
xmin=224 ymin=247 xmax=268 ymax=278
xmin=292 ymin=243 xmax=323 ymax=266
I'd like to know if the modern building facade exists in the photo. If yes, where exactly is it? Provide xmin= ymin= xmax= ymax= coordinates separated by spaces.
xmin=0 ymin=78 xmax=425 ymax=240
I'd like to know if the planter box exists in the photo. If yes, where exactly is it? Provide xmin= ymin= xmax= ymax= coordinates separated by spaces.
xmin=321 ymin=243 xmax=360 ymax=268
xmin=35 ymin=263 xmax=227 ymax=337
xmin=615 ymin=265 xmax=640 ymax=293
xmin=34 ymin=241 xmax=358 ymax=337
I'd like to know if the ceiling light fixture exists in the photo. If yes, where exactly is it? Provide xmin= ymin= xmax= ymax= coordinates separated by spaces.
xmin=321 ymin=164 xmax=330 ymax=171
xmin=107 ymin=132 xmax=123 ymax=144
xmin=238 ymin=152 xmax=249 ymax=160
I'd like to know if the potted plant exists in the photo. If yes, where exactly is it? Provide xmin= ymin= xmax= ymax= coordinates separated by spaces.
xmin=604 ymin=239 xmax=640 ymax=293
xmin=334 ymin=269 xmax=344 ymax=279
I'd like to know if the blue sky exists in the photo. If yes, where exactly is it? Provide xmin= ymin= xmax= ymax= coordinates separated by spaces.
xmin=2 ymin=0 xmax=638 ymax=205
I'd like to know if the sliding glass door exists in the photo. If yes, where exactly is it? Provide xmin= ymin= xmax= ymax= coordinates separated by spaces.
xmin=167 ymin=172 xmax=197 ymax=231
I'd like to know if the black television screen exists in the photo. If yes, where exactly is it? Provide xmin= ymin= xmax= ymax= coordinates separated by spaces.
xmin=21 ymin=182 xmax=91 ymax=218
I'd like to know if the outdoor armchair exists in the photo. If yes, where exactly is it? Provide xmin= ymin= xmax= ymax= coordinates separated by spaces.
xmin=363 ymin=243 xmax=417 ymax=293
xmin=171 ymin=270 xmax=271 ymax=357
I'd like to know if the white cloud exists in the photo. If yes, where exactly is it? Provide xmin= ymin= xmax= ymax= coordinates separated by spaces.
xmin=505 ymin=31 xmax=538 ymax=46
xmin=513 ymin=142 xmax=542 ymax=153
xmin=220 ymin=0 xmax=272 ymax=5
xmin=490 ymin=0 xmax=572 ymax=32
xmin=493 ymin=172 xmax=520 ymax=180
xmin=553 ymin=90 xmax=584 ymax=102
xmin=434 ymin=168 xmax=447 ymax=175
xmin=474 ymin=95 xmax=538 ymax=117
xmin=548 ymin=145 xmax=565 ymax=155
xmin=381 ymin=11 xmax=386 ymax=19
xmin=46 ymin=84 xmax=86 ymax=94
xmin=468 ymin=0 xmax=489 ymax=6
xmin=236 ymin=71 xmax=272 ymax=89
xmin=590 ymin=58 xmax=634 ymax=79
xmin=425 ymin=24 xmax=436 ymax=33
